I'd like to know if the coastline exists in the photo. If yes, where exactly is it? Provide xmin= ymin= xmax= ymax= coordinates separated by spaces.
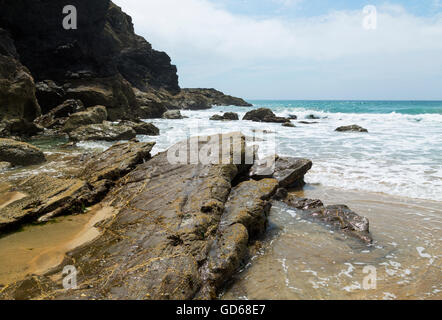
xmin=0 ymin=182 xmax=440 ymax=300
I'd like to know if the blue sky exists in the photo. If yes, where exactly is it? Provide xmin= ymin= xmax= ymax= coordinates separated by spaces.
xmin=210 ymin=0 xmax=441 ymax=18
xmin=114 ymin=0 xmax=442 ymax=100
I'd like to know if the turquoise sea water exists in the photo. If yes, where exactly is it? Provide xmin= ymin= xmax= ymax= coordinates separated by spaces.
xmin=248 ymin=100 xmax=442 ymax=115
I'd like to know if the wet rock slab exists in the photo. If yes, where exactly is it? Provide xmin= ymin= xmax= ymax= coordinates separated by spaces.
xmin=0 ymin=133 xmax=277 ymax=300
xmin=0 ymin=140 xmax=155 ymax=232
xmin=250 ymin=155 xmax=313 ymax=188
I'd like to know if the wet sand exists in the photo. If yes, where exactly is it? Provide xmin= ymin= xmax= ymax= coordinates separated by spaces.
xmin=223 ymin=185 xmax=442 ymax=300
xmin=0 ymin=204 xmax=115 ymax=286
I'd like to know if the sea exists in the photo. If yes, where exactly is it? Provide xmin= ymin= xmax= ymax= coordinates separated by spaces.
xmin=4 ymin=100 xmax=441 ymax=299
xmin=89 ymin=100 xmax=442 ymax=202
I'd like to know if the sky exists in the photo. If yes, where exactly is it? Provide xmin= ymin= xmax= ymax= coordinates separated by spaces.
xmin=113 ymin=0 xmax=442 ymax=100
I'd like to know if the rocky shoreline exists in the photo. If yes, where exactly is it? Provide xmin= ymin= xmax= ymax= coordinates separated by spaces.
xmin=0 ymin=132 xmax=372 ymax=300
xmin=0 ymin=0 xmax=375 ymax=300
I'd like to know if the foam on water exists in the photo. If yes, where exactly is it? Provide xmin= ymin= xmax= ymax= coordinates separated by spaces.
xmin=77 ymin=102 xmax=442 ymax=202
xmin=148 ymin=104 xmax=442 ymax=202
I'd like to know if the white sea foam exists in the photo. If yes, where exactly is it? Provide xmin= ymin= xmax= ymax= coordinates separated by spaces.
xmin=79 ymin=105 xmax=442 ymax=202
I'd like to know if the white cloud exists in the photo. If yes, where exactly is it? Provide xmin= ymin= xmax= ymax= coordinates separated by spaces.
xmin=113 ymin=0 xmax=442 ymax=99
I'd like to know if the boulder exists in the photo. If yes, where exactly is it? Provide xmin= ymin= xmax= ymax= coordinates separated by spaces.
xmin=162 ymin=110 xmax=183 ymax=119
xmin=68 ymin=122 xmax=136 ymax=142
xmin=335 ymin=125 xmax=368 ymax=133
xmin=120 ymin=120 xmax=160 ymax=136
xmin=250 ymin=155 xmax=313 ymax=188
xmin=0 ymin=138 xmax=46 ymax=166
xmin=306 ymin=114 xmax=320 ymax=120
xmin=210 ymin=114 xmax=224 ymax=121
xmin=62 ymin=105 xmax=107 ymax=132
xmin=282 ymin=122 xmax=296 ymax=128
xmin=243 ymin=108 xmax=289 ymax=123
xmin=288 ymin=114 xmax=298 ymax=120
xmin=210 ymin=112 xmax=239 ymax=121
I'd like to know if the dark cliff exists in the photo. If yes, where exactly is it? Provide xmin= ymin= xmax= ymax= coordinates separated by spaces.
xmin=0 ymin=0 xmax=251 ymax=135
xmin=0 ymin=0 xmax=179 ymax=92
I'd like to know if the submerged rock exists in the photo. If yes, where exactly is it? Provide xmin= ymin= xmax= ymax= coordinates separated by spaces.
xmin=335 ymin=125 xmax=368 ymax=133
xmin=282 ymin=122 xmax=296 ymax=128
xmin=285 ymin=195 xmax=324 ymax=210
xmin=284 ymin=195 xmax=372 ymax=244
xmin=313 ymin=205 xmax=372 ymax=243
xmin=68 ymin=122 xmax=136 ymax=142
xmin=243 ymin=108 xmax=289 ymax=123
xmin=0 ymin=138 xmax=46 ymax=166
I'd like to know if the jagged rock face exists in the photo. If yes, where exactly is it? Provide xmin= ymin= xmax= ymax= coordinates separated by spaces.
xmin=0 ymin=29 xmax=41 ymax=127
xmin=0 ymin=0 xmax=179 ymax=93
